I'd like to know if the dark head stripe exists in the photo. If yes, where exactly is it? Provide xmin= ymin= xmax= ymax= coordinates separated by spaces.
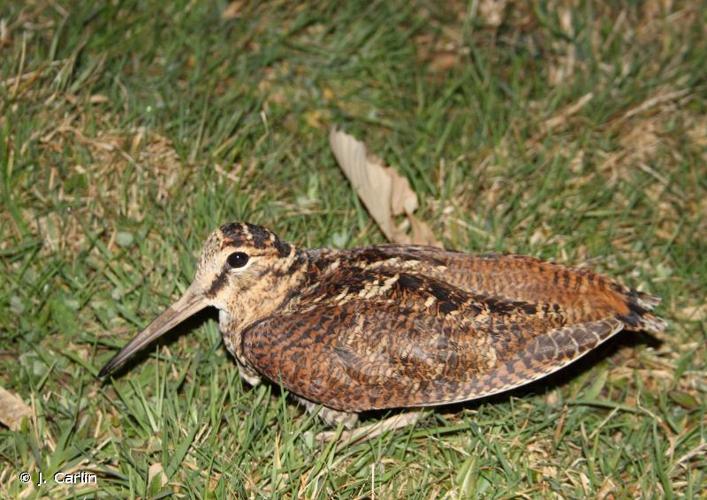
xmin=205 ymin=270 xmax=228 ymax=298
xmin=219 ymin=222 xmax=292 ymax=259
xmin=274 ymin=238 xmax=291 ymax=257
xmin=246 ymin=223 xmax=271 ymax=249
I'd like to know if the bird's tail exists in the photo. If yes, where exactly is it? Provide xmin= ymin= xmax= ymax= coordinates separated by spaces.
xmin=619 ymin=289 xmax=667 ymax=336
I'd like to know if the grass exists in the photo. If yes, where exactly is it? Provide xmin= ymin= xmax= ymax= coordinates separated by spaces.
xmin=0 ymin=0 xmax=705 ymax=497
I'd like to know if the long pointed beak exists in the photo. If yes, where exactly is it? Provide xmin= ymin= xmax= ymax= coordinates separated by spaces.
xmin=98 ymin=284 xmax=207 ymax=378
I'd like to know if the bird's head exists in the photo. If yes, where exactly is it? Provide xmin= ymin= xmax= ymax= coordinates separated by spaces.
xmin=98 ymin=222 xmax=301 ymax=377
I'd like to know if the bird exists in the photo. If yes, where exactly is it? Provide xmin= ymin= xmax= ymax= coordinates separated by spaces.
xmin=98 ymin=222 xmax=666 ymax=430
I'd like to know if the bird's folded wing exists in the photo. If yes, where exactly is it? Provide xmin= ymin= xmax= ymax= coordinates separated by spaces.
xmin=241 ymin=270 xmax=627 ymax=412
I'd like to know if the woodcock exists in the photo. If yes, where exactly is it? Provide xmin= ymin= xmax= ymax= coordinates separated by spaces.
xmin=99 ymin=222 xmax=667 ymax=427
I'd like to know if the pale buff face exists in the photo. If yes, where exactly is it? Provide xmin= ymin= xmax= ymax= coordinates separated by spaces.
xmin=99 ymin=222 xmax=299 ymax=377
xmin=194 ymin=223 xmax=299 ymax=315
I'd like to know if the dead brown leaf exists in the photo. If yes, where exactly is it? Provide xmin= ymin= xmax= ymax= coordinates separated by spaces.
xmin=0 ymin=385 xmax=32 ymax=431
xmin=148 ymin=462 xmax=167 ymax=487
xmin=329 ymin=129 xmax=441 ymax=247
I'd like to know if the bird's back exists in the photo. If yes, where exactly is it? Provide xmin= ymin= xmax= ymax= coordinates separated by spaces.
xmin=341 ymin=245 xmax=665 ymax=334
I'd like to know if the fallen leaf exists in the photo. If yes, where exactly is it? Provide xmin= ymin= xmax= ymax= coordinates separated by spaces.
xmin=329 ymin=129 xmax=440 ymax=247
xmin=148 ymin=462 xmax=167 ymax=487
xmin=386 ymin=161 xmax=418 ymax=216
xmin=0 ymin=385 xmax=32 ymax=431
xmin=409 ymin=214 xmax=440 ymax=247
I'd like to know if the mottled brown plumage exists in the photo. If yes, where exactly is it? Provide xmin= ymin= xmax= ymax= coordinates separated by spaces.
xmin=99 ymin=222 xmax=666 ymax=426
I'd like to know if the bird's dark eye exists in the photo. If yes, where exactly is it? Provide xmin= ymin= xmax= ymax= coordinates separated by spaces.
xmin=227 ymin=252 xmax=249 ymax=268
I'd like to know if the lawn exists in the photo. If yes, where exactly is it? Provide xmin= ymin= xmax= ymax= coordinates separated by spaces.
xmin=1 ymin=0 xmax=705 ymax=497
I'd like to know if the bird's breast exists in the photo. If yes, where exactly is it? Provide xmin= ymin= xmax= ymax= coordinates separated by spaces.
xmin=218 ymin=309 xmax=242 ymax=360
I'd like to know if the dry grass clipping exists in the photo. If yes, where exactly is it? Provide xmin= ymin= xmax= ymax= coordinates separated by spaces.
xmin=0 ymin=385 xmax=32 ymax=431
